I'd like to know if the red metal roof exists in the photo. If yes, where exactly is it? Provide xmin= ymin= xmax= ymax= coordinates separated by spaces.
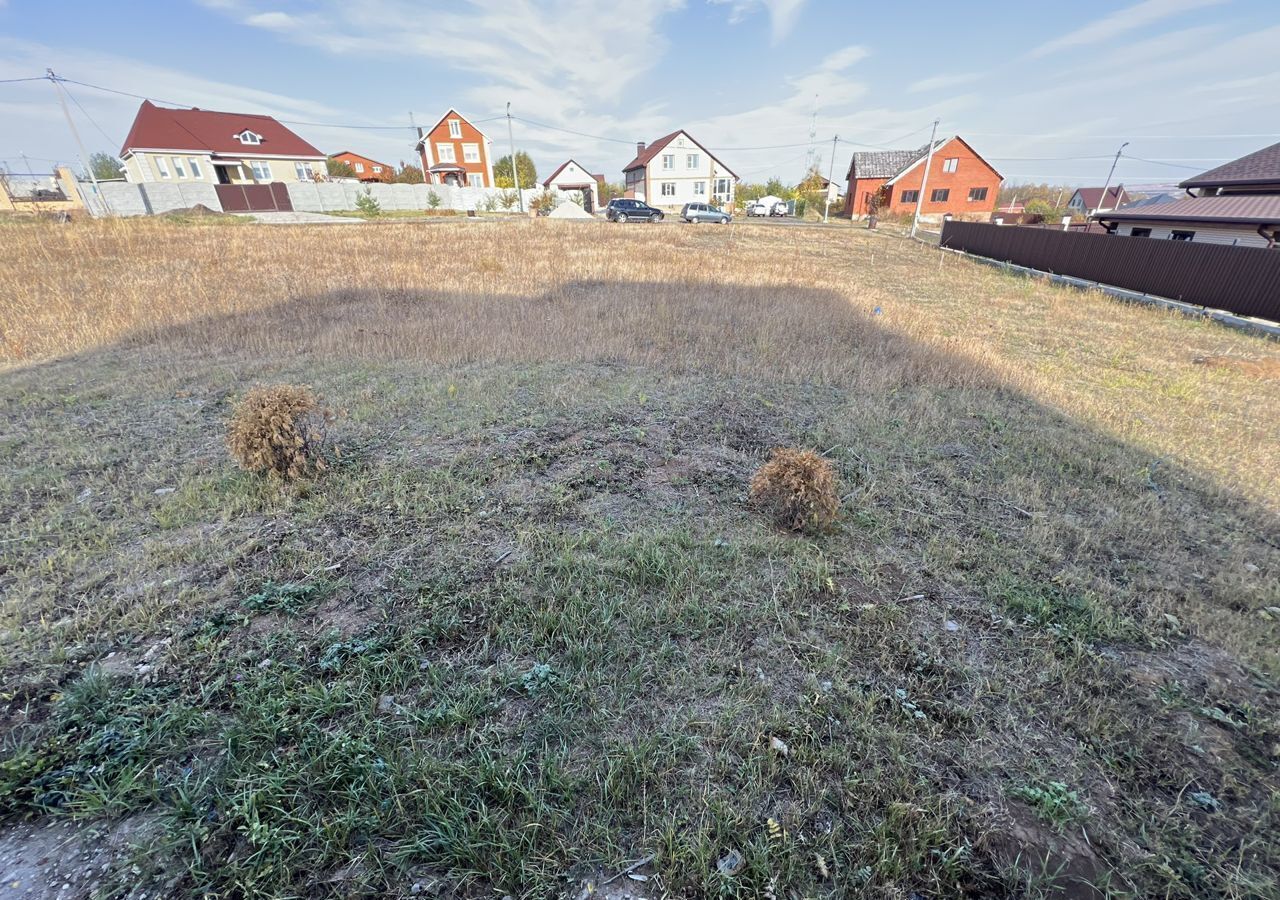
xmin=622 ymin=130 xmax=737 ymax=178
xmin=1181 ymin=141 xmax=1280 ymax=189
xmin=1097 ymin=193 xmax=1280 ymax=225
xmin=120 ymin=100 xmax=324 ymax=159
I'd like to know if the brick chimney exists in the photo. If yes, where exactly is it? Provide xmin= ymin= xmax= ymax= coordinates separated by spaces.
xmin=636 ymin=141 xmax=645 ymax=156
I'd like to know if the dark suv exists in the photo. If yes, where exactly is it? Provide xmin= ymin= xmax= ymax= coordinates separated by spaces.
xmin=605 ymin=198 xmax=664 ymax=223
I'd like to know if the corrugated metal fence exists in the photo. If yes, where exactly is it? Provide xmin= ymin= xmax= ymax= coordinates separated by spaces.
xmin=940 ymin=221 xmax=1280 ymax=322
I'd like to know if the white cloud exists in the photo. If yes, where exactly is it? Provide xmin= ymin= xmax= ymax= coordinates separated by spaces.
xmin=819 ymin=45 xmax=869 ymax=71
xmin=1025 ymin=0 xmax=1228 ymax=59
xmin=907 ymin=72 xmax=982 ymax=94
xmin=708 ymin=0 xmax=808 ymax=43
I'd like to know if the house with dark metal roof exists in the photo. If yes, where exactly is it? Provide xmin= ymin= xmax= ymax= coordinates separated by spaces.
xmin=844 ymin=135 xmax=1001 ymax=219
xmin=1066 ymin=186 xmax=1131 ymax=216
xmin=623 ymin=131 xmax=737 ymax=209
xmin=1094 ymin=141 xmax=1280 ymax=248
xmin=119 ymin=100 xmax=326 ymax=185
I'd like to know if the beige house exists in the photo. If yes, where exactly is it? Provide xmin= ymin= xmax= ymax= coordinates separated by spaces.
xmin=623 ymin=130 xmax=737 ymax=210
xmin=120 ymin=100 xmax=326 ymax=186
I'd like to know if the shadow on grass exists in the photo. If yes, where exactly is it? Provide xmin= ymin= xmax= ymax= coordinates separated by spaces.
xmin=0 ymin=280 xmax=1277 ymax=899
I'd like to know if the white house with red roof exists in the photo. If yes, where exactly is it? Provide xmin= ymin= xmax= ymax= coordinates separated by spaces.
xmin=119 ymin=100 xmax=327 ymax=186
xmin=623 ymin=131 xmax=737 ymax=210
xmin=542 ymin=159 xmax=605 ymax=212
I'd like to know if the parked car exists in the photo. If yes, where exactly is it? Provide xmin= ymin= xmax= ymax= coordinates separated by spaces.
xmin=747 ymin=195 xmax=789 ymax=217
xmin=604 ymin=198 xmax=664 ymax=223
xmin=680 ymin=202 xmax=731 ymax=224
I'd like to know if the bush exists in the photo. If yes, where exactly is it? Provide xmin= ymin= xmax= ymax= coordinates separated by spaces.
xmin=529 ymin=188 xmax=560 ymax=216
xmin=749 ymin=448 xmax=839 ymax=532
xmin=427 ymin=190 xmax=442 ymax=210
xmin=355 ymin=188 xmax=381 ymax=217
xmin=226 ymin=384 xmax=334 ymax=480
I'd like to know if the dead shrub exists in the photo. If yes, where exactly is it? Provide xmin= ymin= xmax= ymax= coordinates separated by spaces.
xmin=226 ymin=384 xmax=333 ymax=480
xmin=749 ymin=447 xmax=840 ymax=532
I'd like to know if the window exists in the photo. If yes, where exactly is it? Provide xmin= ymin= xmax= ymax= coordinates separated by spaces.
xmin=694 ymin=181 xmax=706 ymax=195
xmin=687 ymin=153 xmax=700 ymax=169
xmin=662 ymin=154 xmax=674 ymax=169
xmin=1130 ymin=227 xmax=1152 ymax=238
xmin=931 ymin=188 xmax=949 ymax=202
xmin=462 ymin=143 xmax=480 ymax=163
xmin=468 ymin=172 xmax=484 ymax=187
xmin=1170 ymin=230 xmax=1195 ymax=241
xmin=942 ymin=157 xmax=958 ymax=173
xmin=250 ymin=160 xmax=272 ymax=181
xmin=372 ymin=166 xmax=382 ymax=174
xmin=171 ymin=157 xmax=186 ymax=178
xmin=967 ymin=187 xmax=988 ymax=202
xmin=900 ymin=189 xmax=919 ymax=203
xmin=661 ymin=182 xmax=676 ymax=196
xmin=187 ymin=158 xmax=202 ymax=179
xmin=155 ymin=156 xmax=170 ymax=178
xmin=294 ymin=162 xmax=311 ymax=181
xmin=715 ymin=177 xmax=731 ymax=196
xmin=448 ymin=119 xmax=462 ymax=138
xmin=235 ymin=130 xmax=262 ymax=145
xmin=436 ymin=143 xmax=456 ymax=163
xmin=354 ymin=162 xmax=365 ymax=173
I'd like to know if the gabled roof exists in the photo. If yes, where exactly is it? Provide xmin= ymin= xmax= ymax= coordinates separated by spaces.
xmin=1180 ymin=141 xmax=1280 ymax=189
xmin=418 ymin=108 xmax=489 ymax=144
xmin=623 ymin=130 xmax=738 ymax=178
xmin=1095 ymin=193 xmax=1280 ymax=226
xmin=847 ymin=136 xmax=1002 ymax=185
xmin=543 ymin=158 xmax=603 ymax=188
xmin=120 ymin=100 xmax=324 ymax=159
xmin=848 ymin=145 xmax=933 ymax=180
xmin=1070 ymin=186 xmax=1130 ymax=208
xmin=330 ymin=150 xmax=392 ymax=169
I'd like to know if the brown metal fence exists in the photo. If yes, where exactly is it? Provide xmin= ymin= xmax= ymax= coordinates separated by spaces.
xmin=939 ymin=221 xmax=1280 ymax=322
xmin=215 ymin=183 xmax=293 ymax=213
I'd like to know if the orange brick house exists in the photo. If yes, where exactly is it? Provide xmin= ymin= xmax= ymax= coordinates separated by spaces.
xmin=414 ymin=109 xmax=495 ymax=188
xmin=845 ymin=135 xmax=1001 ymax=220
xmin=329 ymin=151 xmax=393 ymax=182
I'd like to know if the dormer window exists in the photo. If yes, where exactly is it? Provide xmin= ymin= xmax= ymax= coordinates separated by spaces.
xmin=234 ymin=130 xmax=263 ymax=146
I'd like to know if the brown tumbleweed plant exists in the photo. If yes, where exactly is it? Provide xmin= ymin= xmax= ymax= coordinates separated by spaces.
xmin=749 ymin=447 xmax=840 ymax=532
xmin=227 ymin=384 xmax=333 ymax=480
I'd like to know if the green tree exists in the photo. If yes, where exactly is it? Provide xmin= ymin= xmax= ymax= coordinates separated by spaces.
xmin=494 ymin=151 xmax=537 ymax=189
xmin=597 ymin=181 xmax=624 ymax=204
xmin=395 ymin=162 xmax=424 ymax=184
xmin=355 ymin=188 xmax=381 ymax=217
xmin=327 ymin=158 xmax=356 ymax=178
xmin=763 ymin=177 xmax=792 ymax=199
xmin=86 ymin=152 xmax=123 ymax=181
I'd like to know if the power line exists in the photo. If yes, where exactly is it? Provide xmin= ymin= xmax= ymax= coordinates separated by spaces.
xmin=0 ymin=76 xmax=48 ymax=84
xmin=62 ymin=83 xmax=122 ymax=150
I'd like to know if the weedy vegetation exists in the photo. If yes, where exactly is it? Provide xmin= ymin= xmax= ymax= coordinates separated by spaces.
xmin=749 ymin=447 xmax=840 ymax=532
xmin=0 ymin=217 xmax=1278 ymax=898
xmin=225 ymin=383 xmax=334 ymax=480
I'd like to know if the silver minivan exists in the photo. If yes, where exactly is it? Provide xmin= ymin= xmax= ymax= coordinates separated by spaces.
xmin=680 ymin=202 xmax=731 ymax=224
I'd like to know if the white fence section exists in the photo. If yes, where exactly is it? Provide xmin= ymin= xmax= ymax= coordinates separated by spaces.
xmin=78 ymin=180 xmax=576 ymax=217
xmin=81 ymin=181 xmax=223 ymax=217
xmin=285 ymin=182 xmax=554 ymax=214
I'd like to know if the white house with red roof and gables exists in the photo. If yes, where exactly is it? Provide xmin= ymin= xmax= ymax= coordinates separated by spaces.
xmin=119 ymin=100 xmax=326 ymax=186
xmin=623 ymin=131 xmax=737 ymax=210
xmin=543 ymin=159 xmax=605 ymax=212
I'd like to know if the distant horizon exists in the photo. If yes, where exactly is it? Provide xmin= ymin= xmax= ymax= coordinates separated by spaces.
xmin=2 ymin=0 xmax=1276 ymax=189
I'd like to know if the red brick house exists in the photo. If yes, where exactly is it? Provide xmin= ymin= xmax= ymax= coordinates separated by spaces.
xmin=844 ymin=135 xmax=1001 ymax=220
xmin=329 ymin=151 xmax=393 ymax=183
xmin=414 ymin=110 xmax=495 ymax=188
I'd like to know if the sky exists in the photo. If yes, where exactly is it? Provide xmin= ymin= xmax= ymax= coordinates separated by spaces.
xmin=1 ymin=0 xmax=1278 ymax=189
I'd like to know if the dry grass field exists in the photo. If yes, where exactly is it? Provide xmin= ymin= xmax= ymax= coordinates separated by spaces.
xmin=1 ymin=217 xmax=1278 ymax=899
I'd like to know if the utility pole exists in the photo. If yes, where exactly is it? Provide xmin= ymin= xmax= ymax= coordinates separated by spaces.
xmin=823 ymin=134 xmax=838 ymax=223
xmin=47 ymin=68 xmax=110 ymax=215
xmin=1093 ymin=142 xmax=1129 ymax=217
xmin=506 ymin=102 xmax=523 ymax=213
xmin=909 ymin=118 xmax=940 ymax=239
